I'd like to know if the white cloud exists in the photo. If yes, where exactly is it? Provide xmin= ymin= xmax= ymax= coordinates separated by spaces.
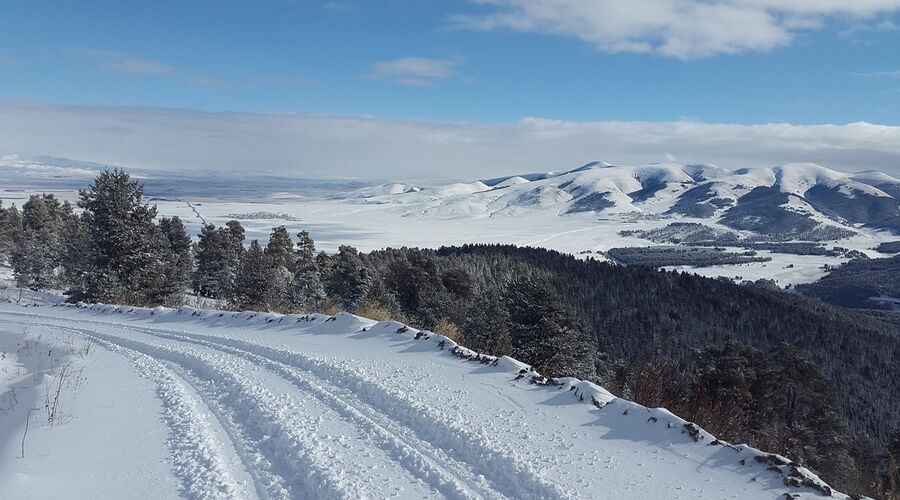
xmin=1 ymin=102 xmax=900 ymax=180
xmin=76 ymin=48 xmax=177 ymax=75
xmin=451 ymin=0 xmax=900 ymax=58
xmin=370 ymin=56 xmax=464 ymax=87
xmin=857 ymin=68 xmax=900 ymax=78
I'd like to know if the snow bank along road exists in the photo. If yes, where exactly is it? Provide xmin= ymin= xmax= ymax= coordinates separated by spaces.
xmin=0 ymin=302 xmax=847 ymax=499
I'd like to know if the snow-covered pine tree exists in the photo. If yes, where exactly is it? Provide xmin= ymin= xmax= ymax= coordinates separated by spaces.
xmin=231 ymin=240 xmax=276 ymax=311
xmin=316 ymin=250 xmax=332 ymax=285
xmin=74 ymin=170 xmax=164 ymax=304
xmin=265 ymin=226 xmax=295 ymax=271
xmin=504 ymin=275 xmax=595 ymax=379
xmin=326 ymin=245 xmax=371 ymax=311
xmin=159 ymin=217 xmax=193 ymax=288
xmin=0 ymin=200 xmax=23 ymax=260
xmin=138 ymin=227 xmax=185 ymax=306
xmin=193 ymin=221 xmax=245 ymax=299
xmin=264 ymin=226 xmax=295 ymax=309
xmin=10 ymin=194 xmax=77 ymax=290
xmin=225 ymin=219 xmax=246 ymax=269
xmin=291 ymin=230 xmax=326 ymax=312
xmin=154 ymin=216 xmax=194 ymax=305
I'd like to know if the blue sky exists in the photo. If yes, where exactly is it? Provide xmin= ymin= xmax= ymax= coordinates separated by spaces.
xmin=2 ymin=1 xmax=900 ymax=178
xmin=3 ymin=0 xmax=900 ymax=124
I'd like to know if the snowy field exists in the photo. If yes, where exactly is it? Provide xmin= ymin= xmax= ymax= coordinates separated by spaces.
xmin=1 ymin=186 xmax=892 ymax=288
xmin=3 ymin=156 xmax=898 ymax=288
xmin=0 ymin=301 xmax=844 ymax=499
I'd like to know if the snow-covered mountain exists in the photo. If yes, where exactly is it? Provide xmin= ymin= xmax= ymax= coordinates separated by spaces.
xmin=344 ymin=162 xmax=900 ymax=241
xmin=0 ymin=300 xmax=850 ymax=499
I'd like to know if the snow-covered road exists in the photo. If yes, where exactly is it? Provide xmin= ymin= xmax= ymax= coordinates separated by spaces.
xmin=0 ymin=303 xmax=845 ymax=499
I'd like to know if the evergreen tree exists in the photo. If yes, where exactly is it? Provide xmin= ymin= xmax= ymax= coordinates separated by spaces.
xmin=264 ymin=226 xmax=294 ymax=309
xmin=231 ymin=240 xmax=276 ymax=310
xmin=463 ymin=288 xmax=512 ymax=356
xmin=265 ymin=226 xmax=295 ymax=270
xmin=0 ymin=201 xmax=23 ymax=260
xmin=385 ymin=251 xmax=447 ymax=326
xmin=74 ymin=170 xmax=164 ymax=304
xmin=504 ymin=275 xmax=595 ymax=378
xmin=316 ymin=250 xmax=333 ymax=286
xmin=326 ymin=245 xmax=371 ymax=310
xmin=292 ymin=230 xmax=326 ymax=311
xmin=687 ymin=343 xmax=768 ymax=440
xmin=10 ymin=195 xmax=76 ymax=290
xmin=193 ymin=221 xmax=245 ymax=299
xmin=159 ymin=216 xmax=193 ymax=288
xmin=225 ymin=219 xmax=246 ymax=270
xmin=151 ymin=216 xmax=194 ymax=305
xmin=760 ymin=344 xmax=856 ymax=484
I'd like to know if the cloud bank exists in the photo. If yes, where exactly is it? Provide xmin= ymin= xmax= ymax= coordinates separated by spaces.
xmin=1 ymin=102 xmax=899 ymax=180
xmin=453 ymin=0 xmax=900 ymax=58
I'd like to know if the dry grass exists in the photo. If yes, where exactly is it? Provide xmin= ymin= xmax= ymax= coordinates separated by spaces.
xmin=432 ymin=318 xmax=464 ymax=344
xmin=322 ymin=301 xmax=343 ymax=316
xmin=353 ymin=301 xmax=395 ymax=321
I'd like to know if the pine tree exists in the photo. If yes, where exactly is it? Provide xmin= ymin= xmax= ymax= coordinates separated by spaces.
xmin=292 ymin=231 xmax=326 ymax=311
xmin=193 ymin=221 xmax=244 ymax=299
xmin=74 ymin=170 xmax=164 ymax=304
xmin=225 ymin=219 xmax=246 ymax=270
xmin=193 ymin=225 xmax=226 ymax=297
xmin=463 ymin=288 xmax=512 ymax=356
xmin=265 ymin=226 xmax=295 ymax=271
xmin=153 ymin=216 xmax=194 ymax=305
xmin=264 ymin=226 xmax=294 ymax=309
xmin=10 ymin=195 xmax=76 ymax=290
xmin=231 ymin=240 xmax=276 ymax=310
xmin=326 ymin=245 xmax=371 ymax=310
xmin=0 ymin=201 xmax=23 ymax=260
xmin=504 ymin=275 xmax=595 ymax=379
xmin=159 ymin=216 xmax=193 ymax=289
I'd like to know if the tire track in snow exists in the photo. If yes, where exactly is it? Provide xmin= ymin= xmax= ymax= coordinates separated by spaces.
xmin=84 ymin=318 xmax=571 ymax=499
xmin=8 ymin=320 xmax=369 ymax=500
xmin=29 ymin=325 xmax=255 ymax=500
xmin=0 ymin=309 xmax=574 ymax=499
xmin=113 ymin=325 xmax=504 ymax=500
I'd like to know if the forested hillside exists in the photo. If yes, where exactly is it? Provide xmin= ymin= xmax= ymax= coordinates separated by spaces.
xmin=797 ymin=255 xmax=900 ymax=309
xmin=1 ymin=170 xmax=899 ymax=497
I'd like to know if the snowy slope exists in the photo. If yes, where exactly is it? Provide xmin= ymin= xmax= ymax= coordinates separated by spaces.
xmin=4 ymin=156 xmax=899 ymax=288
xmin=0 ymin=301 xmax=848 ymax=499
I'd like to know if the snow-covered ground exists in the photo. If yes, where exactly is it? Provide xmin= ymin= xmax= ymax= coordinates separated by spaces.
xmin=2 ymin=186 xmax=891 ymax=288
xmin=4 ymin=157 xmax=898 ymax=288
xmin=0 ymin=300 xmax=846 ymax=499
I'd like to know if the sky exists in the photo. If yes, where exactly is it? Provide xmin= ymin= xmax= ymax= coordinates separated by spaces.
xmin=2 ymin=0 xmax=900 ymax=179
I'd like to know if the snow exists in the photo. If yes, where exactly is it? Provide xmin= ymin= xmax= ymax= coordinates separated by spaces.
xmin=774 ymin=163 xmax=891 ymax=198
xmin=0 ymin=301 xmax=850 ymax=499
xmin=3 ymin=159 xmax=898 ymax=290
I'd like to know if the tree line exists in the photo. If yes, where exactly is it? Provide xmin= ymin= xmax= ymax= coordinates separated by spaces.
xmin=1 ymin=170 xmax=898 ymax=498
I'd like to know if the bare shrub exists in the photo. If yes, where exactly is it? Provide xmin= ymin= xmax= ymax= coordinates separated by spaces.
xmin=61 ymin=334 xmax=95 ymax=360
xmin=43 ymin=360 xmax=85 ymax=427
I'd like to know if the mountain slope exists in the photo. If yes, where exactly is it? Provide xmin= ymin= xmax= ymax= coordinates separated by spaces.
xmin=0 ymin=301 xmax=850 ymax=499
xmin=342 ymin=162 xmax=900 ymax=240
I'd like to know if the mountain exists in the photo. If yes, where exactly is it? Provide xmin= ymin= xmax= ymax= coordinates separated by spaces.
xmin=343 ymin=162 xmax=900 ymax=241
xmin=0 ymin=300 xmax=853 ymax=499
